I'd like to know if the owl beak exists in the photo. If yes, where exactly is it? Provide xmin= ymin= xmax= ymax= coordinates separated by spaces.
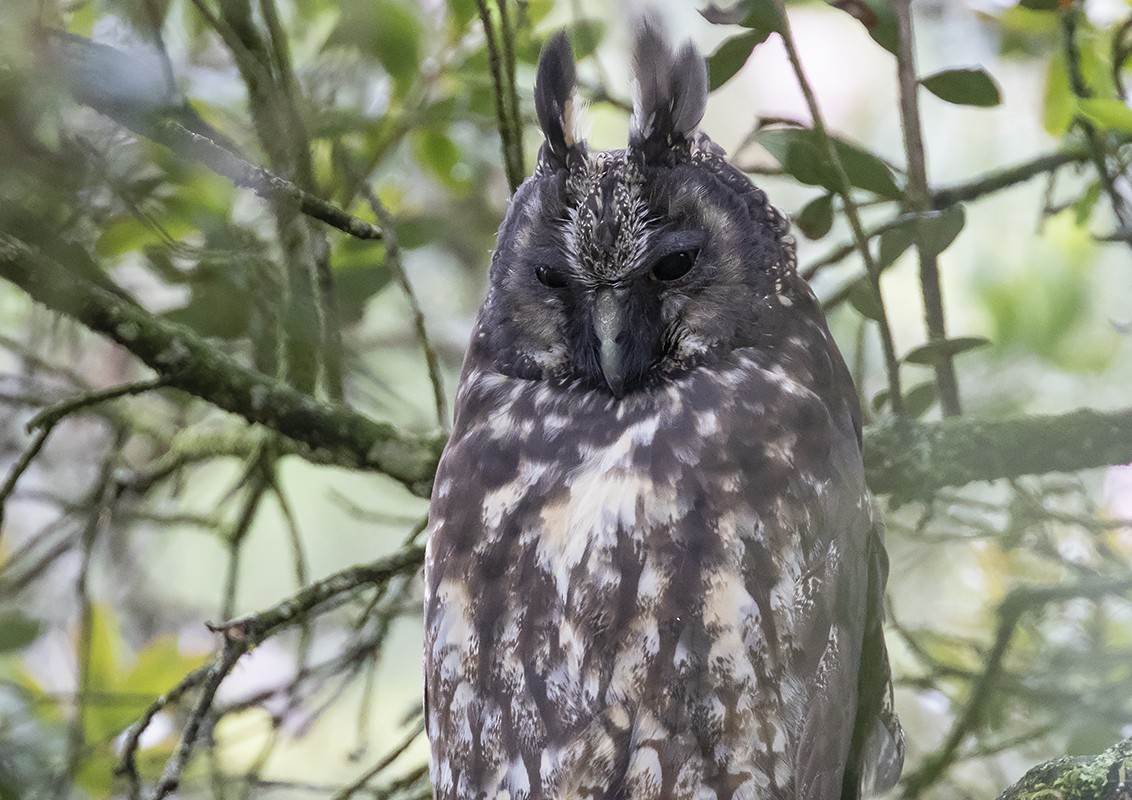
xmin=593 ymin=287 xmax=627 ymax=398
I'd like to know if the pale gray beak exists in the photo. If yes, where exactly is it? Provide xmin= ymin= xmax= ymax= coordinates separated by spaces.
xmin=593 ymin=287 xmax=627 ymax=398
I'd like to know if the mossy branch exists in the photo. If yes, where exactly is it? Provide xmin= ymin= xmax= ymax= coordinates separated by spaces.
xmin=864 ymin=409 xmax=1132 ymax=498
xmin=996 ymin=737 xmax=1132 ymax=800
xmin=0 ymin=233 xmax=441 ymax=496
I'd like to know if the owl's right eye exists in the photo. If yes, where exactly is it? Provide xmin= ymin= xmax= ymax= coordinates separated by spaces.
xmin=536 ymin=265 xmax=570 ymax=289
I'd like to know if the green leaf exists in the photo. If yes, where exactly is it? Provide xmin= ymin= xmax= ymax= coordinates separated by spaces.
xmin=332 ymin=239 xmax=392 ymax=325
xmin=162 ymin=280 xmax=251 ymax=339
xmin=127 ymin=636 xmax=208 ymax=696
xmin=794 ymin=193 xmax=834 ymax=240
xmin=917 ymin=205 xmax=967 ymax=257
xmin=1073 ymin=182 xmax=1102 ymax=225
xmin=0 ymin=613 xmax=40 ymax=653
xmin=877 ymin=223 xmax=916 ymax=269
xmin=569 ymin=19 xmax=605 ymax=59
xmin=902 ymin=336 xmax=991 ymax=365
xmin=446 ymin=0 xmax=478 ymax=31
xmin=708 ymin=31 xmax=768 ymax=91
xmin=847 ymin=277 xmax=885 ymax=322
xmin=756 ymin=128 xmax=903 ymax=199
xmin=1077 ymin=98 xmax=1132 ymax=134
xmin=739 ymin=0 xmax=784 ymax=34
xmin=1019 ymin=0 xmax=1059 ymax=10
xmin=1043 ymin=53 xmax=1074 ymax=136
xmin=412 ymin=128 xmax=470 ymax=192
xmin=872 ymin=381 xmax=936 ymax=418
xmin=903 ymin=381 xmax=939 ymax=418
xmin=702 ymin=1 xmax=783 ymax=33
xmin=829 ymin=0 xmax=898 ymax=55
xmin=921 ymin=66 xmax=1002 ymax=107
xmin=878 ymin=206 xmax=966 ymax=268
xmin=326 ymin=1 xmax=422 ymax=98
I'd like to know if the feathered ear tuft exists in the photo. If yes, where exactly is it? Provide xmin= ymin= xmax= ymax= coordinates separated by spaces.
xmin=535 ymin=32 xmax=585 ymax=170
xmin=629 ymin=15 xmax=708 ymax=163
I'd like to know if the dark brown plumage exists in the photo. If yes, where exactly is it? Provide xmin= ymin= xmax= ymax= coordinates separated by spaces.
xmin=424 ymin=22 xmax=902 ymax=800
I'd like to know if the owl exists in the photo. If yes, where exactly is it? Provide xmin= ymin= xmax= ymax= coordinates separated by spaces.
xmin=424 ymin=22 xmax=903 ymax=800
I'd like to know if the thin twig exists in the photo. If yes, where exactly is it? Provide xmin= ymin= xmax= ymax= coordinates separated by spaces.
xmin=27 ymin=378 xmax=168 ymax=432
xmin=217 ymin=545 xmax=425 ymax=643
xmin=328 ymin=720 xmax=426 ymax=800
xmin=769 ymin=0 xmax=905 ymax=416
xmin=220 ymin=470 xmax=270 ymax=619
xmin=0 ymin=233 xmax=443 ymax=494
xmin=900 ymin=574 xmax=1132 ymax=796
xmin=475 ymin=0 xmax=524 ymax=191
xmin=149 ymin=637 xmax=247 ymax=800
xmin=57 ymin=438 xmax=123 ymax=797
xmin=358 ymin=186 xmax=449 ymax=430
xmin=0 ymin=425 xmax=52 ymax=545
xmin=1061 ymin=3 xmax=1132 ymax=236
xmin=892 ymin=0 xmax=961 ymax=416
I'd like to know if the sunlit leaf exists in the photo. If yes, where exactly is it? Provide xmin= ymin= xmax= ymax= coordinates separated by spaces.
xmin=1077 ymin=98 xmax=1132 ymax=134
xmin=921 ymin=66 xmax=1002 ymax=107
xmin=412 ymin=127 xmax=470 ymax=192
xmin=756 ymin=128 xmax=903 ymax=199
xmin=708 ymin=31 xmax=768 ymax=91
xmin=1042 ymin=53 xmax=1074 ymax=136
xmin=86 ymin=605 xmax=126 ymax=696
xmin=127 ymin=636 xmax=208 ymax=696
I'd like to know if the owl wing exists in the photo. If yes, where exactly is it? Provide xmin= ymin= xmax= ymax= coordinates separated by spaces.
xmin=786 ymin=416 xmax=904 ymax=800
xmin=755 ymin=280 xmax=901 ymax=800
xmin=843 ymin=518 xmax=905 ymax=799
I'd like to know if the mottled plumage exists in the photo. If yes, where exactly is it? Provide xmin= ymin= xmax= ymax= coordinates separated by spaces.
xmin=425 ymin=23 xmax=902 ymax=800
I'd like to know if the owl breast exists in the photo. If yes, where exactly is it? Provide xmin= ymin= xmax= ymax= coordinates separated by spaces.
xmin=424 ymin=348 xmax=867 ymax=800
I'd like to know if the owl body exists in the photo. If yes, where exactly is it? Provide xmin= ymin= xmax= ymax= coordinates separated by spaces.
xmin=425 ymin=25 xmax=901 ymax=800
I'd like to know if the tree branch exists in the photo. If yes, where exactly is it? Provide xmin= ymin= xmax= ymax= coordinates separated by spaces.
xmin=46 ymin=32 xmax=383 ymax=244
xmin=996 ymin=736 xmax=1132 ymax=800
xmin=475 ymin=0 xmax=525 ymax=192
xmin=0 ymin=233 xmax=441 ymax=496
xmin=893 ymin=0 xmax=962 ymax=416
xmin=901 ymin=577 xmax=1132 ymax=798
xmin=865 ymin=407 xmax=1132 ymax=497
xmin=769 ymin=0 xmax=906 ymax=416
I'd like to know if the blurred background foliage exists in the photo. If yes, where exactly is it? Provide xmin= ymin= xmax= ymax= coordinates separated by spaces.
xmin=0 ymin=0 xmax=1130 ymax=798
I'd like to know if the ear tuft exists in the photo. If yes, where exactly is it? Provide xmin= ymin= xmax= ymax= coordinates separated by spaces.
xmin=629 ymin=15 xmax=708 ymax=162
xmin=535 ymin=31 xmax=584 ymax=170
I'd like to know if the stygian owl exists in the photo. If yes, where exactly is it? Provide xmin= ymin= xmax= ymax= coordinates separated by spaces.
xmin=424 ymin=22 xmax=903 ymax=800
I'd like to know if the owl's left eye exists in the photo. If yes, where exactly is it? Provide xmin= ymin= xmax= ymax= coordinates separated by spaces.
xmin=650 ymin=250 xmax=698 ymax=282
xmin=536 ymin=265 xmax=570 ymax=289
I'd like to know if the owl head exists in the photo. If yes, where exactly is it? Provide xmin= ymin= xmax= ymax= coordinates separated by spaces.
xmin=469 ymin=21 xmax=797 ymax=399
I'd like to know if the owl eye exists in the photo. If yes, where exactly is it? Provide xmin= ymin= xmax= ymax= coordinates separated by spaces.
xmin=650 ymin=249 xmax=698 ymax=282
xmin=536 ymin=264 xmax=570 ymax=289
